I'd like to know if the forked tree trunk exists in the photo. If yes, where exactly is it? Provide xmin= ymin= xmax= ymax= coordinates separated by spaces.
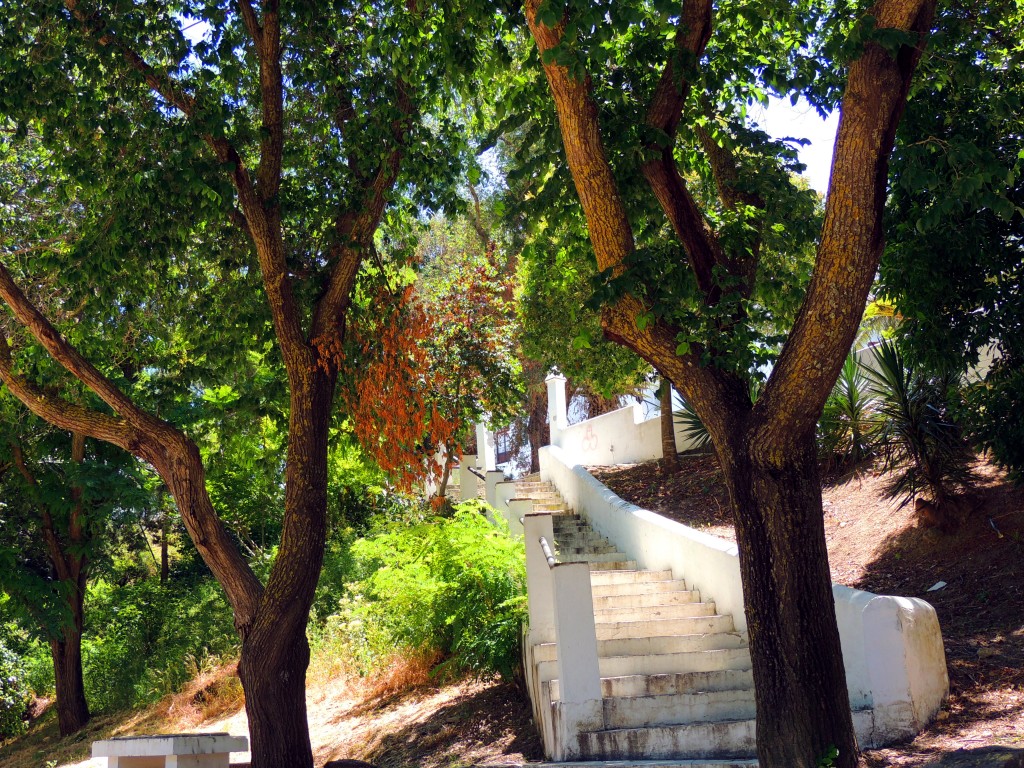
xmin=51 ymin=576 xmax=89 ymax=736
xmin=659 ymin=379 xmax=678 ymax=469
xmin=719 ymin=428 xmax=857 ymax=766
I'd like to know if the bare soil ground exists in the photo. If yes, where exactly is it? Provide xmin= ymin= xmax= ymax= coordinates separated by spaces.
xmin=591 ymin=455 xmax=1024 ymax=766
xmin=0 ymin=656 xmax=542 ymax=768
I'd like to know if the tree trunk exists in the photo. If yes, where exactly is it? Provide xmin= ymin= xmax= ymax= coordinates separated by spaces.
xmin=719 ymin=429 xmax=858 ymax=768
xmin=236 ymin=372 xmax=333 ymax=768
xmin=527 ymin=390 xmax=549 ymax=474
xmin=659 ymin=378 xmax=678 ymax=469
xmin=160 ymin=511 xmax=170 ymax=585
xmin=51 ymin=573 xmax=89 ymax=736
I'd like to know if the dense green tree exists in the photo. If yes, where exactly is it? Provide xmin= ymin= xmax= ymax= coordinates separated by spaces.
xmin=881 ymin=0 xmax=1024 ymax=480
xmin=0 ymin=4 xmax=508 ymax=766
xmin=506 ymin=0 xmax=938 ymax=763
xmin=0 ymin=404 xmax=147 ymax=735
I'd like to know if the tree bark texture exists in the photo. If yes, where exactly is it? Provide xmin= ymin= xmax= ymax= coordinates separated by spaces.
xmin=720 ymin=429 xmax=856 ymax=766
xmin=50 ymin=588 xmax=89 ymax=737
xmin=659 ymin=379 xmax=679 ymax=469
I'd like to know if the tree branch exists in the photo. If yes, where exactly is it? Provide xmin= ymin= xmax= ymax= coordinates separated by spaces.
xmin=641 ymin=0 xmax=726 ymax=299
xmin=62 ymin=0 xmax=307 ymax=364
xmin=310 ymin=80 xmax=414 ymax=345
xmin=753 ymin=0 xmax=937 ymax=446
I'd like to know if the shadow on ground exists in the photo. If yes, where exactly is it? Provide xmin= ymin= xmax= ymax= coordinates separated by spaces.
xmin=359 ymin=681 xmax=542 ymax=768
xmin=921 ymin=747 xmax=1024 ymax=767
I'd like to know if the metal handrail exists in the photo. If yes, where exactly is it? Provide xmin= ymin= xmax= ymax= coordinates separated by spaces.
xmin=467 ymin=466 xmax=486 ymax=481
xmin=539 ymin=536 xmax=557 ymax=569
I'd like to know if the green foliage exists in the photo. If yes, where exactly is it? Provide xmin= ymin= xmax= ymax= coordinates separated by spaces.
xmin=518 ymin=214 xmax=650 ymax=398
xmin=864 ymin=341 xmax=975 ymax=507
xmin=674 ymin=402 xmax=713 ymax=454
xmin=961 ymin=356 xmax=1024 ymax=484
xmin=819 ymin=354 xmax=877 ymax=468
xmin=817 ymin=745 xmax=840 ymax=767
xmin=881 ymin=0 xmax=1023 ymax=479
xmin=342 ymin=503 xmax=526 ymax=680
xmin=0 ymin=637 xmax=29 ymax=740
xmin=82 ymin=577 xmax=236 ymax=712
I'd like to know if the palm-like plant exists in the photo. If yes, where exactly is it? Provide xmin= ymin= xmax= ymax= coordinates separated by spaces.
xmin=819 ymin=353 xmax=878 ymax=468
xmin=863 ymin=340 xmax=975 ymax=515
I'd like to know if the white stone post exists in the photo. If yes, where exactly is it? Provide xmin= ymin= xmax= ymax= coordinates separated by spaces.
xmin=493 ymin=480 xmax=517 ymax=526
xmin=458 ymin=454 xmax=478 ymax=500
xmin=476 ymin=421 xmax=497 ymax=471
xmin=524 ymin=513 xmax=556 ymax=646
xmin=551 ymin=561 xmax=604 ymax=758
xmin=507 ymin=498 xmax=534 ymax=538
xmin=862 ymin=596 xmax=949 ymax=744
xmin=545 ymin=372 xmax=568 ymax=447
xmin=484 ymin=470 xmax=505 ymax=508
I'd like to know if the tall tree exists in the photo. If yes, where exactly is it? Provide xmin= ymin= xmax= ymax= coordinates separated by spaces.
xmin=880 ymin=0 xmax=1024 ymax=480
xmin=0 ymin=4 xmax=506 ymax=766
xmin=0 ymin=404 xmax=146 ymax=735
xmin=512 ymin=0 xmax=937 ymax=763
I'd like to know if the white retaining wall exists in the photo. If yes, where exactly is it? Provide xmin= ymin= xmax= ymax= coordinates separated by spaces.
xmin=539 ymin=444 xmax=948 ymax=746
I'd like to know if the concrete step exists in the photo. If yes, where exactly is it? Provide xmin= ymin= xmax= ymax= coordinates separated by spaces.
xmin=591 ymin=569 xmax=674 ymax=586
xmin=593 ymin=590 xmax=703 ymax=611
xmin=601 ymin=689 xmax=757 ymax=729
xmin=578 ymin=719 xmax=757 ymax=761
xmin=587 ymin=560 xmax=637 ymax=571
xmin=572 ymin=552 xmax=632 ymax=564
xmin=594 ymin=602 xmax=718 ymax=623
xmin=535 ymin=631 xmax=747 ymax=664
xmin=591 ymin=669 xmax=756 ymax=699
xmin=559 ymin=544 xmax=620 ymax=556
xmin=592 ymin=579 xmax=691 ymax=598
xmin=595 ymin=615 xmax=736 ymax=641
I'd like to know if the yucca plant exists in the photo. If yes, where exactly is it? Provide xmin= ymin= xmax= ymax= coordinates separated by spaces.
xmin=819 ymin=353 xmax=878 ymax=468
xmin=863 ymin=340 xmax=975 ymax=518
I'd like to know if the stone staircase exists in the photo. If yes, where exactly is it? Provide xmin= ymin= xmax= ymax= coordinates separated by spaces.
xmin=515 ymin=476 xmax=760 ymax=765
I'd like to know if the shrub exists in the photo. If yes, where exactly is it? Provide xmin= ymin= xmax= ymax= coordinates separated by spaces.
xmin=83 ymin=577 xmax=237 ymax=711
xmin=819 ymin=353 xmax=877 ymax=468
xmin=961 ymin=354 xmax=1024 ymax=483
xmin=344 ymin=502 xmax=526 ymax=680
xmin=864 ymin=340 xmax=975 ymax=512
xmin=0 ymin=638 xmax=30 ymax=741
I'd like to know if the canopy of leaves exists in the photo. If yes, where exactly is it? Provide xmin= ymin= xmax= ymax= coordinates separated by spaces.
xmin=880 ymin=0 xmax=1023 ymax=478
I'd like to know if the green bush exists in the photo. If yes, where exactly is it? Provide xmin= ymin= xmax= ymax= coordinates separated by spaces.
xmin=83 ymin=577 xmax=237 ymax=711
xmin=0 ymin=638 xmax=30 ymax=740
xmin=819 ymin=353 xmax=877 ymax=468
xmin=864 ymin=340 xmax=975 ymax=508
xmin=343 ymin=502 xmax=526 ymax=680
xmin=961 ymin=355 xmax=1024 ymax=483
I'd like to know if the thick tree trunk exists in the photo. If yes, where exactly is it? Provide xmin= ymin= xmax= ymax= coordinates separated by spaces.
xmin=659 ymin=379 xmax=678 ymax=469
xmin=720 ymin=429 xmax=858 ymax=768
xmin=50 ymin=607 xmax=89 ymax=737
xmin=236 ymin=372 xmax=333 ymax=768
xmin=51 ymin=639 xmax=88 ymax=736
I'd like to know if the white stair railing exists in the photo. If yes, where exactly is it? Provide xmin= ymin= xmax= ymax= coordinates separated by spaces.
xmin=524 ymin=512 xmax=603 ymax=760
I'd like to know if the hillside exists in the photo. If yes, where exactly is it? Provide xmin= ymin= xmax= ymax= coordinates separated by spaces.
xmin=3 ymin=457 xmax=1021 ymax=768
